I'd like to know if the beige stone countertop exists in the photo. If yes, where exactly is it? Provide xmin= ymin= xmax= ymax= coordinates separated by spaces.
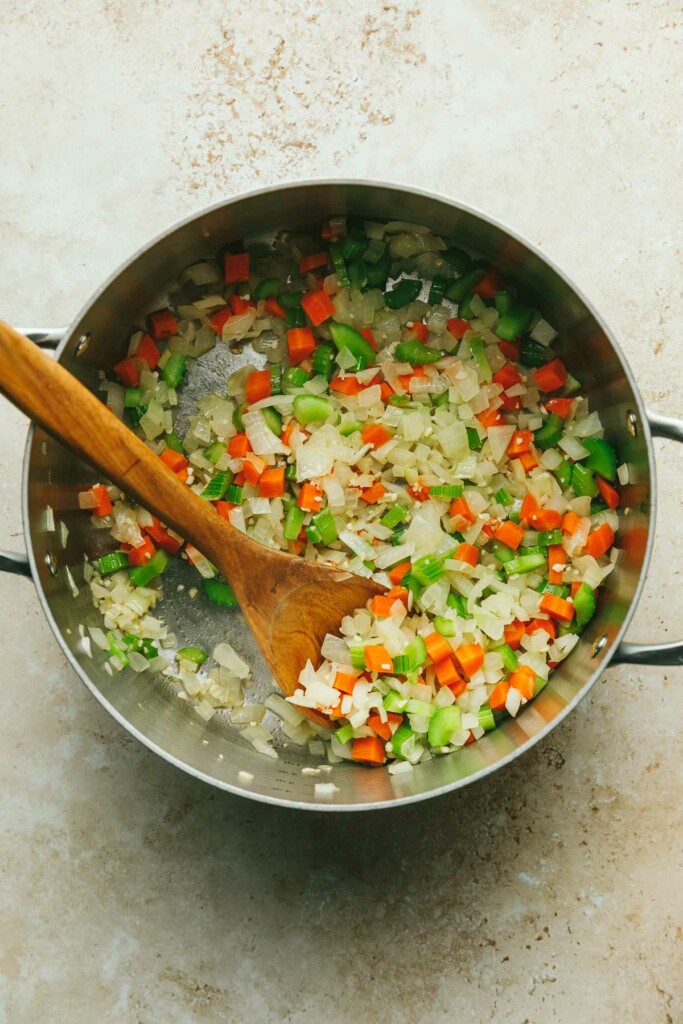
xmin=1 ymin=2 xmax=681 ymax=1021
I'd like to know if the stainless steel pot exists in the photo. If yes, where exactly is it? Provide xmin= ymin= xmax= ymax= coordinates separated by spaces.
xmin=2 ymin=180 xmax=681 ymax=810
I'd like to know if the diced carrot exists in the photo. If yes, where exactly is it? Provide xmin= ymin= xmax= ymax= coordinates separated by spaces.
xmin=135 ymin=333 xmax=161 ymax=369
xmin=228 ymin=433 xmax=250 ymax=458
xmin=493 ymin=521 xmax=525 ymax=550
xmin=245 ymin=369 xmax=272 ymax=405
xmin=361 ymin=482 xmax=387 ymax=505
xmin=397 ymin=366 xmax=428 ymax=391
xmin=361 ymin=424 xmax=393 ymax=450
xmin=209 ymin=307 xmax=232 ymax=335
xmin=488 ymin=680 xmax=510 ymax=711
xmin=530 ymin=508 xmax=562 ymax=531
xmin=379 ymin=381 xmax=394 ymax=401
xmin=545 ymin=397 xmax=573 ymax=418
xmin=497 ymin=339 xmax=520 ymax=361
xmin=144 ymin=516 xmax=182 ymax=555
xmin=89 ymin=484 xmax=112 ymax=517
xmin=176 ymin=468 xmax=189 ymax=484
xmin=233 ymin=472 xmax=246 ymax=486
xmin=280 ymin=421 xmax=297 ymax=447
xmin=370 ymin=595 xmax=398 ymax=617
xmin=298 ymin=483 xmax=323 ymax=512
xmin=301 ymin=289 xmax=335 ymax=327
xmin=476 ymin=406 xmax=504 ymax=429
xmin=224 ymin=252 xmax=250 ymax=283
xmin=334 ymin=671 xmax=359 ymax=695
xmin=425 ymin=632 xmax=453 ymax=664
xmin=159 ymin=448 xmax=188 ymax=472
xmin=562 ymin=509 xmax=580 ymax=535
xmin=446 ymin=318 xmax=469 ymax=340
xmin=368 ymin=712 xmax=402 ymax=741
xmin=387 ymin=585 xmax=409 ymax=607
xmin=504 ymin=620 xmax=525 ymax=650
xmin=519 ymin=451 xmax=539 ymax=472
xmin=481 ymin=520 xmax=499 ymax=539
xmin=570 ymin=581 xmax=582 ymax=598
xmin=265 ymin=297 xmax=286 ymax=319
xmin=449 ymin=496 xmax=475 ymax=524
xmin=584 ymin=523 xmax=615 ymax=559
xmin=407 ymin=481 xmax=430 ymax=502
xmin=499 ymin=392 xmax=523 ymax=412
xmin=287 ymin=326 xmax=316 ymax=364
xmin=259 ymin=468 xmax=285 ymax=498
xmin=243 ymin=453 xmax=266 ymax=485
xmin=526 ymin=617 xmax=557 ymax=639
xmin=520 ymin=492 xmax=540 ymax=526
xmin=492 ymin=363 xmax=522 ymax=390
xmin=351 ymin=737 xmax=386 ymax=765
xmin=539 ymin=593 xmax=575 ymax=623
xmin=330 ymin=375 xmax=364 ymax=395
xmin=409 ymin=321 xmax=429 ymax=343
xmin=597 ymin=476 xmax=620 ymax=509
xmin=388 ymin=561 xmax=412 ymax=585
xmin=509 ymin=665 xmax=536 ymax=700
xmin=230 ymin=294 xmax=254 ymax=316
xmin=507 ymin=430 xmax=533 ymax=457
xmin=533 ymin=358 xmax=568 ymax=392
xmin=327 ymin=694 xmax=345 ymax=720
xmin=455 ymin=542 xmax=479 ymax=566
xmin=214 ymin=501 xmax=236 ymax=520
xmin=434 ymin=657 xmax=461 ymax=688
xmin=548 ymin=544 xmax=566 ymax=584
xmin=445 ymin=674 xmax=468 ymax=698
xmin=360 ymin=327 xmax=378 ymax=352
xmin=299 ymin=252 xmax=329 ymax=273
xmin=364 ymin=645 xmax=394 ymax=674
xmin=147 ymin=309 xmax=178 ymax=341
xmin=113 ymin=358 xmax=139 ymax=388
xmin=454 ymin=643 xmax=484 ymax=677
xmin=128 ymin=536 xmax=156 ymax=566
xmin=472 ymin=268 xmax=504 ymax=299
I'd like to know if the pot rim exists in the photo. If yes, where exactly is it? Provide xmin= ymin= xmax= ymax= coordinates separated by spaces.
xmin=20 ymin=177 xmax=657 ymax=810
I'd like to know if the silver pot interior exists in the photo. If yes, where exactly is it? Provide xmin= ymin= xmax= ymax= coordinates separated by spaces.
xmin=23 ymin=183 xmax=652 ymax=809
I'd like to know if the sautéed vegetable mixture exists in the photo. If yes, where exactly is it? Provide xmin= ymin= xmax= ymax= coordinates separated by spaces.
xmin=83 ymin=215 xmax=621 ymax=770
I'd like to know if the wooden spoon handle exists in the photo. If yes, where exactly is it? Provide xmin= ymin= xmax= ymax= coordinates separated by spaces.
xmin=0 ymin=322 xmax=238 ymax=571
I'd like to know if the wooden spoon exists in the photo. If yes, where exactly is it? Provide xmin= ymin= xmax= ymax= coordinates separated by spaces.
xmin=0 ymin=322 xmax=384 ymax=726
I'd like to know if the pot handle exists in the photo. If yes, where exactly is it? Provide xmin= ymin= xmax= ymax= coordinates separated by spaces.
xmin=612 ymin=409 xmax=683 ymax=666
xmin=0 ymin=328 xmax=66 ymax=578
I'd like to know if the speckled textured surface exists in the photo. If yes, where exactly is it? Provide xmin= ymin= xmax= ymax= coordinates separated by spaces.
xmin=1 ymin=1 xmax=682 ymax=1021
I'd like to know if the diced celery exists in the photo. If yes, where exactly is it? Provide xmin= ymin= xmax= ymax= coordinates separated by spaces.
xmin=406 ymin=698 xmax=436 ymax=718
xmin=335 ymin=723 xmax=354 ymax=745
xmin=129 ymin=549 xmax=169 ymax=587
xmin=434 ymin=616 xmax=456 ymax=637
xmin=311 ymin=508 xmax=337 ymax=545
xmin=98 ymin=550 xmax=129 ymax=574
xmin=477 ymin=705 xmax=497 ymax=731
xmin=283 ymin=507 xmax=305 ymax=542
xmin=177 ymin=646 xmax=207 ymax=664
xmin=203 ymin=578 xmax=238 ymax=606
xmin=427 ymin=705 xmax=461 ymax=746
xmin=494 ymin=643 xmax=518 ymax=672
xmin=574 ymin=582 xmax=596 ymax=627
xmin=504 ymin=551 xmax=547 ymax=575
xmin=200 ymin=471 xmax=230 ymax=501
xmin=383 ymin=690 xmax=408 ymax=712
xmin=381 ymin=505 xmax=409 ymax=529
xmin=411 ymin=554 xmax=444 ymax=586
